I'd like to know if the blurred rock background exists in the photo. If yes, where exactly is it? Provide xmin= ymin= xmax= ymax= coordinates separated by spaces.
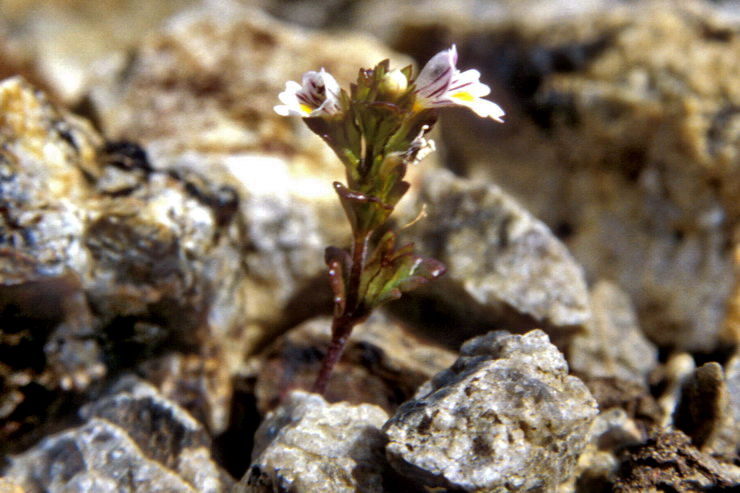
xmin=0 ymin=0 xmax=738 ymax=491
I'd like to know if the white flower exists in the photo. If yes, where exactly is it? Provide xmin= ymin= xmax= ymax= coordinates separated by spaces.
xmin=414 ymin=45 xmax=505 ymax=122
xmin=274 ymin=68 xmax=341 ymax=117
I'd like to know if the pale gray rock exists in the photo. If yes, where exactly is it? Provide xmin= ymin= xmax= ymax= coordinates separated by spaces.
xmin=384 ymin=329 xmax=598 ymax=492
xmin=569 ymin=281 xmax=658 ymax=386
xmin=6 ymin=418 xmax=197 ymax=493
xmin=239 ymin=390 xmax=391 ymax=493
xmin=409 ymin=168 xmax=591 ymax=349
xmin=4 ymin=377 xmax=233 ymax=493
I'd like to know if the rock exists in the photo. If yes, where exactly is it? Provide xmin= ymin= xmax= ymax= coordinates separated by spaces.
xmin=0 ymin=76 xmax=106 ymax=452
xmin=0 ymin=75 xmax=250 ymax=439
xmin=4 ymin=377 xmax=233 ymax=493
xmin=563 ymin=407 xmax=646 ymax=492
xmin=403 ymin=168 xmax=591 ymax=350
xmin=0 ymin=0 xmax=198 ymax=102
xmin=238 ymin=390 xmax=392 ymax=493
xmin=656 ymin=353 xmax=696 ymax=426
xmin=671 ymin=360 xmax=739 ymax=462
xmin=721 ymin=244 xmax=740 ymax=347
xmin=0 ymin=477 xmax=24 ymax=493
xmin=569 ymin=281 xmax=658 ymax=386
xmin=86 ymin=2 xmax=412 ymax=160
xmin=673 ymin=362 xmax=728 ymax=451
xmin=383 ymin=329 xmax=598 ymax=492
xmin=719 ymin=353 xmax=740 ymax=460
xmin=613 ymin=428 xmax=740 ymax=492
xmin=136 ymin=351 xmax=233 ymax=441
xmin=581 ymin=377 xmax=663 ymax=430
xmin=251 ymin=313 xmax=456 ymax=414
xmin=375 ymin=0 xmax=739 ymax=354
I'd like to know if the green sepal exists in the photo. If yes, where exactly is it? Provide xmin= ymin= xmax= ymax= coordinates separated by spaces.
xmin=325 ymin=246 xmax=351 ymax=318
xmin=359 ymin=230 xmax=446 ymax=310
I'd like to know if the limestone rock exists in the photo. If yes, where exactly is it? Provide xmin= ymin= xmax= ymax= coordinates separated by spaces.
xmin=0 ymin=75 xmax=249 ymax=440
xmin=0 ymin=0 xmax=198 ymax=102
xmin=251 ymin=313 xmax=456 ymax=414
xmin=384 ymin=329 xmax=598 ymax=492
xmin=239 ymin=390 xmax=391 ymax=493
xmin=405 ymin=168 xmax=591 ymax=349
xmin=374 ymin=0 xmax=740 ymax=353
xmin=0 ymin=76 xmax=106 ymax=452
xmin=4 ymin=377 xmax=233 ymax=493
xmin=569 ymin=281 xmax=658 ymax=386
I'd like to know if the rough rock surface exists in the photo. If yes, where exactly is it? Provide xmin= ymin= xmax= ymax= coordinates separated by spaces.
xmin=569 ymin=281 xmax=657 ymax=386
xmin=4 ymin=377 xmax=233 ymax=493
xmin=0 ymin=76 xmax=106 ymax=452
xmin=384 ymin=329 xmax=598 ymax=492
xmin=377 ymin=0 xmax=740 ymax=353
xmin=0 ymin=75 xmax=248 ymax=442
xmin=613 ymin=428 xmax=739 ymax=492
xmin=563 ymin=407 xmax=646 ymax=492
xmin=405 ymin=168 xmax=591 ymax=350
xmin=239 ymin=390 xmax=391 ymax=493
xmin=252 ymin=313 xmax=456 ymax=414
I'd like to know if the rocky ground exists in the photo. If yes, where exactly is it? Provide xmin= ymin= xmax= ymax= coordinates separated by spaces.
xmin=0 ymin=0 xmax=739 ymax=491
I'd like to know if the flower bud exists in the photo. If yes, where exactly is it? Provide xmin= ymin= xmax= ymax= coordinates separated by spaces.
xmin=379 ymin=69 xmax=408 ymax=100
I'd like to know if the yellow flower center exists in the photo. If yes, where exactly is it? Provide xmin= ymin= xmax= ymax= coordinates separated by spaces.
xmin=452 ymin=91 xmax=475 ymax=102
xmin=299 ymin=103 xmax=314 ymax=115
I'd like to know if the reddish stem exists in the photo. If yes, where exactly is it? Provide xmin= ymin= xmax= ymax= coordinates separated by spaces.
xmin=312 ymin=234 xmax=369 ymax=394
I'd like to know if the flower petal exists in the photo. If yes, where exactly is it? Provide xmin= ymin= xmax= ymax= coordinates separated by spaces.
xmin=448 ymin=69 xmax=490 ymax=98
xmin=274 ymin=69 xmax=341 ymax=117
xmin=413 ymin=44 xmax=504 ymax=123
xmin=453 ymin=96 xmax=505 ymax=122
xmin=415 ymin=46 xmax=456 ymax=99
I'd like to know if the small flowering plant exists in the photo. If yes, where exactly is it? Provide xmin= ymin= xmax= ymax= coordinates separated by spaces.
xmin=275 ymin=45 xmax=504 ymax=394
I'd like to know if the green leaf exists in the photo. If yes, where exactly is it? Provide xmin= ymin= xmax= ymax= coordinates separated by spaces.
xmin=334 ymin=182 xmax=394 ymax=237
xmin=359 ymin=231 xmax=446 ymax=310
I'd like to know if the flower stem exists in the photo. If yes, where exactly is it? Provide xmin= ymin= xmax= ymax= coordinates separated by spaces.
xmin=312 ymin=234 xmax=369 ymax=394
